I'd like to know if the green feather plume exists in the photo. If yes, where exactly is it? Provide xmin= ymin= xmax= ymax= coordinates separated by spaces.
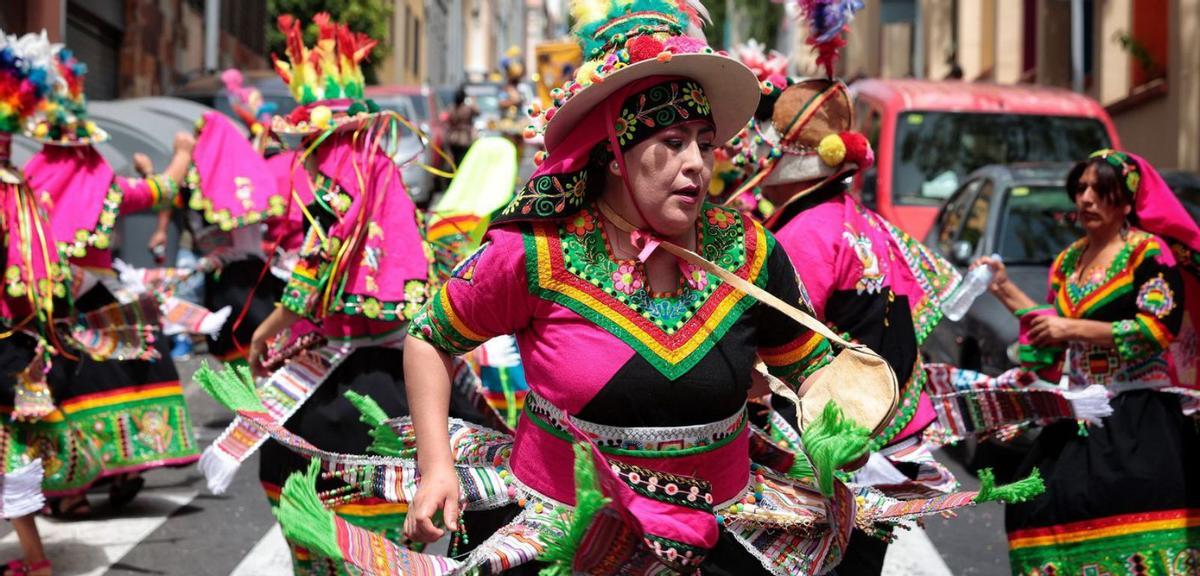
xmin=975 ymin=467 xmax=1045 ymax=504
xmin=571 ymin=0 xmax=692 ymax=58
xmin=537 ymin=443 xmax=612 ymax=575
xmin=343 ymin=390 xmax=409 ymax=457
xmin=193 ymin=361 xmax=265 ymax=413
xmin=800 ymin=402 xmax=871 ymax=497
xmin=273 ymin=459 xmax=343 ymax=562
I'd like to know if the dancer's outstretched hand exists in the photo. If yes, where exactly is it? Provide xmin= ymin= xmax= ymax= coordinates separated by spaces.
xmin=405 ymin=466 xmax=460 ymax=543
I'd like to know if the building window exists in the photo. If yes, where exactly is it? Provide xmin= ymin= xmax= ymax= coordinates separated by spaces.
xmin=1021 ymin=0 xmax=1037 ymax=80
xmin=1129 ymin=0 xmax=1168 ymax=87
xmin=413 ymin=16 xmax=421 ymax=77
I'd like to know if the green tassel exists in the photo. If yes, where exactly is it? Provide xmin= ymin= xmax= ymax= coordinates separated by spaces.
xmin=273 ymin=459 xmax=343 ymax=562
xmin=537 ymin=443 xmax=612 ymax=576
xmin=786 ymin=451 xmax=815 ymax=482
xmin=343 ymin=391 xmax=409 ymax=457
xmin=800 ymin=402 xmax=871 ymax=497
xmin=975 ymin=467 xmax=1045 ymax=504
xmin=193 ymin=361 xmax=265 ymax=413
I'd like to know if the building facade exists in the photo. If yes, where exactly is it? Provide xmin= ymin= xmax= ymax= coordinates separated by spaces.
xmin=834 ymin=0 xmax=1198 ymax=171
xmin=1 ymin=0 xmax=267 ymax=99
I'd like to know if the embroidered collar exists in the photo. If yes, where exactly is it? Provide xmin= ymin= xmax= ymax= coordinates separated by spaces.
xmin=1054 ymin=230 xmax=1158 ymax=318
xmin=524 ymin=202 xmax=771 ymax=379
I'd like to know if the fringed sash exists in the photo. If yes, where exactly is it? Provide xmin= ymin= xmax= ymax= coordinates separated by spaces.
xmin=199 ymin=341 xmax=357 ymax=494
xmin=920 ymin=364 xmax=1113 ymax=446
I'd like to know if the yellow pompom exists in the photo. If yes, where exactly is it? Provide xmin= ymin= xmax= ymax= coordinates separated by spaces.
xmin=251 ymin=122 xmax=264 ymax=135
xmin=33 ymin=123 xmax=48 ymax=138
xmin=818 ymin=134 xmax=846 ymax=167
xmin=310 ymin=106 xmax=333 ymax=129
xmin=574 ymin=60 xmax=603 ymax=87
xmin=85 ymin=121 xmax=97 ymax=134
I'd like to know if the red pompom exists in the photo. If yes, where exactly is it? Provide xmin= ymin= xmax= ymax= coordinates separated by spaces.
xmin=288 ymin=106 xmax=311 ymax=123
xmin=839 ymin=131 xmax=874 ymax=169
xmin=626 ymin=36 xmax=664 ymax=63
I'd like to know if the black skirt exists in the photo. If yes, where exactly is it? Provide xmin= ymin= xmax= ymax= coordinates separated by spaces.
xmin=1005 ymin=389 xmax=1200 ymax=574
xmin=204 ymin=257 xmax=284 ymax=361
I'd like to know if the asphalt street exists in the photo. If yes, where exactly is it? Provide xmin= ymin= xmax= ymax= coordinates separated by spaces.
xmin=0 ymin=354 xmax=1015 ymax=575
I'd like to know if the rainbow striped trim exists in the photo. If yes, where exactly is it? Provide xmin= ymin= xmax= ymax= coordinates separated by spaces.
xmin=1009 ymin=508 xmax=1200 ymax=576
xmin=1054 ymin=233 xmax=1162 ymax=319
xmin=524 ymin=207 xmax=770 ymax=380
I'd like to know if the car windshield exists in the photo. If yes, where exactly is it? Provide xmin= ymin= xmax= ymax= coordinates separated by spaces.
xmin=892 ymin=113 xmax=1111 ymax=205
xmin=407 ymin=95 xmax=429 ymax=120
xmin=996 ymin=185 xmax=1080 ymax=265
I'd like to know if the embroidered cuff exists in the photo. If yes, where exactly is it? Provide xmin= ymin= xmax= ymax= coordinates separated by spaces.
xmin=1112 ymin=316 xmax=1171 ymax=362
xmin=407 ymin=286 xmax=490 ymax=356
xmin=145 ymin=174 xmax=178 ymax=211
xmin=280 ymin=258 xmax=326 ymax=318
xmin=759 ymin=331 xmax=834 ymax=385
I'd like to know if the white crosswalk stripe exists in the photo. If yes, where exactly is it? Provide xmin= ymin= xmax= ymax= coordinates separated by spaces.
xmin=0 ymin=488 xmax=195 ymax=576
xmin=882 ymin=523 xmax=956 ymax=576
xmin=229 ymin=524 xmax=292 ymax=576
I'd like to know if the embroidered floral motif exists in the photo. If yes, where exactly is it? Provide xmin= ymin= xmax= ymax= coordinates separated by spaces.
xmin=706 ymin=207 xmax=735 ymax=230
xmin=500 ymin=170 xmax=590 ymax=221
xmin=566 ymin=210 xmax=597 ymax=237
xmin=612 ymin=262 xmax=644 ymax=295
xmin=842 ymin=226 xmax=885 ymax=295
xmin=1136 ymin=273 xmax=1175 ymax=318
xmin=615 ymin=109 xmax=639 ymax=146
xmin=682 ymin=262 xmax=708 ymax=291
xmin=682 ymin=83 xmax=710 ymax=116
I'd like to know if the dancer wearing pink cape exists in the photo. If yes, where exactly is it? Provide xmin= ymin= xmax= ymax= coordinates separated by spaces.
xmin=0 ymin=30 xmax=66 ymax=576
xmin=189 ymin=13 xmax=478 ymax=574
xmin=20 ymin=46 xmax=200 ymax=517
xmin=172 ymin=109 xmax=286 ymax=362
xmin=965 ymin=149 xmax=1200 ymax=573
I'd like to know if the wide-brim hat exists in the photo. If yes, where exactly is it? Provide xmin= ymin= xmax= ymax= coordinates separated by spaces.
xmin=25 ymin=118 xmax=109 ymax=146
xmin=544 ymin=52 xmax=760 ymax=151
xmin=736 ymin=79 xmax=873 ymax=194
xmin=270 ymin=99 xmax=383 ymax=150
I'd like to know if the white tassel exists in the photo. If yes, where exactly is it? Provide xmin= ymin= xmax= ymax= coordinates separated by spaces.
xmin=199 ymin=306 xmax=232 ymax=337
xmin=1063 ymin=384 xmax=1113 ymax=426
xmin=479 ymin=335 xmax=521 ymax=368
xmin=113 ymin=258 xmax=148 ymax=293
xmin=199 ymin=445 xmax=242 ymax=495
xmin=1 ymin=459 xmax=45 ymax=519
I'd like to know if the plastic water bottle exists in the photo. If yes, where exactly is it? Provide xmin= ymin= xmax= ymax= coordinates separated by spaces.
xmin=941 ymin=254 xmax=1001 ymax=322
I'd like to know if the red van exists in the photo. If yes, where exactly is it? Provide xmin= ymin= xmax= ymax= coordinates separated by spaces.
xmin=849 ymin=79 xmax=1120 ymax=239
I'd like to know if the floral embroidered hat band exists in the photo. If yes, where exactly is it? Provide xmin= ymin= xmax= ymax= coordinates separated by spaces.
xmin=492 ymin=0 xmax=760 ymax=225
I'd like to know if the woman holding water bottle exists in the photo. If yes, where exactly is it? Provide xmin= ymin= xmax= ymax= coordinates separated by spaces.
xmin=973 ymin=150 xmax=1200 ymax=575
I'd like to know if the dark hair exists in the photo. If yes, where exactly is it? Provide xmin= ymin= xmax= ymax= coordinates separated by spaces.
xmin=1066 ymin=156 xmax=1134 ymax=208
xmin=454 ymin=85 xmax=468 ymax=106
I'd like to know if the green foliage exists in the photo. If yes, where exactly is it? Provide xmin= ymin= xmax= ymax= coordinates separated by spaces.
xmin=266 ymin=0 xmax=394 ymax=83
xmin=705 ymin=0 xmax=783 ymax=50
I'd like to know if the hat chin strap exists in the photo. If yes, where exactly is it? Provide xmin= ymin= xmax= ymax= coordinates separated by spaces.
xmin=602 ymin=102 xmax=670 ymax=262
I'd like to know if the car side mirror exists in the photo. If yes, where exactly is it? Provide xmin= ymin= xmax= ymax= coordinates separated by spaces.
xmin=951 ymin=240 xmax=973 ymax=266
xmin=860 ymin=168 xmax=878 ymax=209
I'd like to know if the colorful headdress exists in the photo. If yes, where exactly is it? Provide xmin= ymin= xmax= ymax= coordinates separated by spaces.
xmin=25 ymin=47 xmax=107 ymax=145
xmin=0 ymin=29 xmax=72 ymax=342
xmin=1088 ymin=148 xmax=1141 ymax=200
xmin=270 ymin=13 xmax=382 ymax=146
xmin=0 ymin=31 xmax=59 ymax=136
xmin=730 ymin=0 xmax=870 ymax=204
xmin=496 ymin=0 xmax=760 ymax=224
